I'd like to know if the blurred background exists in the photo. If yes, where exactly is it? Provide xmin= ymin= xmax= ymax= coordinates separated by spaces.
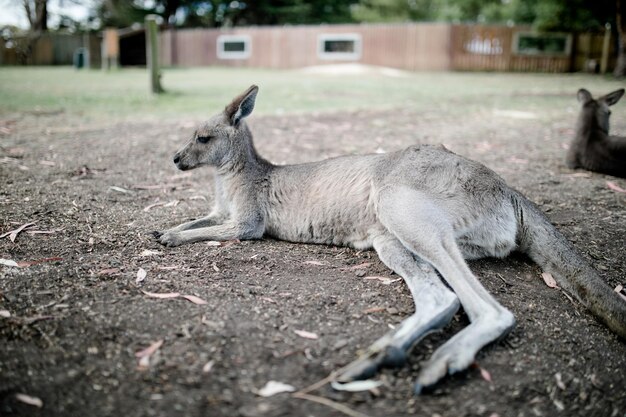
xmin=0 ymin=0 xmax=624 ymax=74
xmin=1 ymin=0 xmax=625 ymax=123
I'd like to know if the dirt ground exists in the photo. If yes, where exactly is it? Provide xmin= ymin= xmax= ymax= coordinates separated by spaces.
xmin=1 ymin=98 xmax=625 ymax=417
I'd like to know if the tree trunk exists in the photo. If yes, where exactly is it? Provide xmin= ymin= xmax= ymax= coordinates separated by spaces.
xmin=23 ymin=0 xmax=48 ymax=32
xmin=615 ymin=0 xmax=626 ymax=76
xmin=21 ymin=0 xmax=48 ymax=65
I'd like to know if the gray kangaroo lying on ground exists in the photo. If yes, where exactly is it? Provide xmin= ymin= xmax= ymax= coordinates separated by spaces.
xmin=566 ymin=88 xmax=626 ymax=178
xmin=154 ymin=85 xmax=626 ymax=393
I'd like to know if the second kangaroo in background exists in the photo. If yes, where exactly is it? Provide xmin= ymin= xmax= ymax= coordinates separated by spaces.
xmin=155 ymin=85 xmax=626 ymax=393
xmin=567 ymin=88 xmax=626 ymax=177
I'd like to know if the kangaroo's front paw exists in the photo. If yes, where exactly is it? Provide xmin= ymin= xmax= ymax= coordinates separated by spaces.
xmin=158 ymin=231 xmax=184 ymax=247
xmin=152 ymin=230 xmax=164 ymax=239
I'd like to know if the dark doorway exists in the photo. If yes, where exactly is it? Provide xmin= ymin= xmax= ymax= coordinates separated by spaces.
xmin=119 ymin=31 xmax=146 ymax=66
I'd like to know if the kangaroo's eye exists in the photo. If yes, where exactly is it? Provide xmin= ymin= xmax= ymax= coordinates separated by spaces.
xmin=197 ymin=136 xmax=211 ymax=144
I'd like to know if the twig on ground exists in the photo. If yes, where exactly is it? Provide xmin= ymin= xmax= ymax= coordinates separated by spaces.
xmin=292 ymin=392 xmax=372 ymax=417
xmin=295 ymin=371 xmax=338 ymax=395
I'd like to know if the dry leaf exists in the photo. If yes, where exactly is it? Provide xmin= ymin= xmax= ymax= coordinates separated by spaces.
xmin=202 ymin=360 xmax=215 ymax=373
xmin=136 ymin=268 xmax=147 ymax=284
xmin=135 ymin=339 xmax=164 ymax=358
xmin=257 ymin=381 xmax=296 ymax=397
xmin=294 ymin=329 xmax=319 ymax=340
xmin=206 ymin=241 xmax=221 ymax=247
xmin=142 ymin=290 xmax=180 ymax=299
xmin=331 ymin=380 xmax=383 ymax=392
xmin=20 ymin=315 xmax=54 ymax=325
xmin=25 ymin=229 xmax=59 ymax=235
xmin=0 ymin=310 xmax=11 ymax=318
xmin=479 ymin=367 xmax=492 ymax=383
xmin=181 ymin=294 xmax=208 ymax=305
xmin=15 ymin=393 xmax=43 ymax=408
xmin=304 ymin=260 xmax=325 ymax=266
xmin=555 ymin=372 xmax=565 ymax=390
xmin=261 ymin=297 xmax=276 ymax=304
xmin=340 ymin=262 xmax=372 ymax=271
xmin=363 ymin=276 xmax=402 ymax=285
xmin=614 ymin=285 xmax=626 ymax=302
xmin=110 ymin=186 xmax=132 ymax=194
xmin=553 ymin=399 xmax=565 ymax=411
xmin=136 ymin=340 xmax=164 ymax=369
xmin=541 ymin=272 xmax=559 ymax=289
xmin=0 ymin=222 xmax=36 ymax=242
xmin=566 ymin=172 xmax=591 ymax=178
xmin=163 ymin=200 xmax=179 ymax=207
xmin=140 ymin=249 xmax=162 ymax=257
xmin=363 ymin=306 xmax=385 ymax=314
xmin=133 ymin=183 xmax=175 ymax=190
xmin=97 ymin=268 xmax=120 ymax=276
xmin=0 ymin=259 xmax=18 ymax=267
xmin=189 ymin=195 xmax=207 ymax=201
xmin=606 ymin=181 xmax=626 ymax=193
xmin=143 ymin=202 xmax=166 ymax=212
xmin=16 ymin=257 xmax=63 ymax=267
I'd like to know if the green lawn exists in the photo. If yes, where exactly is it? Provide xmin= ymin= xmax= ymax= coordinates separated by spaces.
xmin=0 ymin=66 xmax=624 ymax=122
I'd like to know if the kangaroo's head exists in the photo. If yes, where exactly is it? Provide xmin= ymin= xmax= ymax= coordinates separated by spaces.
xmin=577 ymin=88 xmax=624 ymax=134
xmin=173 ymin=85 xmax=259 ymax=171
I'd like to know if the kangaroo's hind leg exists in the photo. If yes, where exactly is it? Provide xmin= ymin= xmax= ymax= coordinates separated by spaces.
xmin=376 ymin=187 xmax=515 ymax=393
xmin=337 ymin=232 xmax=460 ymax=382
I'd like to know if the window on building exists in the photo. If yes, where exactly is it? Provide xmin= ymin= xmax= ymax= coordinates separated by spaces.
xmin=317 ymin=34 xmax=362 ymax=60
xmin=464 ymin=35 xmax=503 ymax=55
xmin=217 ymin=35 xmax=251 ymax=59
xmin=513 ymin=33 xmax=572 ymax=56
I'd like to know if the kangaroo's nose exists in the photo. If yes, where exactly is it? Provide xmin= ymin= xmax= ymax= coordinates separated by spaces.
xmin=173 ymin=154 xmax=180 ymax=164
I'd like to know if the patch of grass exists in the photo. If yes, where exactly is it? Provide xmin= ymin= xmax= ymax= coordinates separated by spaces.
xmin=0 ymin=66 xmax=624 ymax=123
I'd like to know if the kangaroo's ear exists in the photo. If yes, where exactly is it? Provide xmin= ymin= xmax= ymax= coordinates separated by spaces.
xmin=601 ymin=88 xmax=625 ymax=106
xmin=577 ymin=88 xmax=593 ymax=104
xmin=225 ymin=85 xmax=259 ymax=126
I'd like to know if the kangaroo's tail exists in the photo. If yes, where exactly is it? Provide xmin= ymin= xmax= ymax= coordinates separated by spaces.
xmin=512 ymin=191 xmax=626 ymax=339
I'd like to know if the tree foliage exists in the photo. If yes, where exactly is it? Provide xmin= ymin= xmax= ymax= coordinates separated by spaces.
xmin=351 ymin=0 xmax=615 ymax=31
xmin=98 ymin=0 xmax=358 ymax=28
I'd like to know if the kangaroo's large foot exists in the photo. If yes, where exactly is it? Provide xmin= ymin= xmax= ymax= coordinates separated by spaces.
xmin=336 ymin=296 xmax=460 ymax=384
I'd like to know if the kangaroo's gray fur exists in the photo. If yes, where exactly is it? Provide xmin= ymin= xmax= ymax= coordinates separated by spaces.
xmin=567 ymin=88 xmax=626 ymax=178
xmin=154 ymin=85 xmax=626 ymax=393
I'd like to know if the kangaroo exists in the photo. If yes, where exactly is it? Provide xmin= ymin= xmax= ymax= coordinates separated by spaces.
xmin=154 ymin=85 xmax=626 ymax=393
xmin=566 ymin=88 xmax=626 ymax=178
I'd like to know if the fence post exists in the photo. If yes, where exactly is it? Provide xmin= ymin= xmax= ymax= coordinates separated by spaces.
xmin=101 ymin=28 xmax=119 ymax=70
xmin=145 ymin=15 xmax=163 ymax=94
xmin=601 ymin=23 xmax=611 ymax=74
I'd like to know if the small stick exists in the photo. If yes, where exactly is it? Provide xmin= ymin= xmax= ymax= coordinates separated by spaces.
xmin=292 ymin=392 xmax=372 ymax=417
xmin=295 ymin=371 xmax=338 ymax=395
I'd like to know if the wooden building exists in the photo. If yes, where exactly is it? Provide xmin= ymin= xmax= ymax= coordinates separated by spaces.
xmin=158 ymin=23 xmax=615 ymax=73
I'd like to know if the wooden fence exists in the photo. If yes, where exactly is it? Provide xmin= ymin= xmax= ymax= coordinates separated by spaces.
xmin=0 ymin=33 xmax=100 ymax=67
xmin=159 ymin=23 xmax=614 ymax=73
xmin=160 ymin=23 xmax=452 ymax=71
